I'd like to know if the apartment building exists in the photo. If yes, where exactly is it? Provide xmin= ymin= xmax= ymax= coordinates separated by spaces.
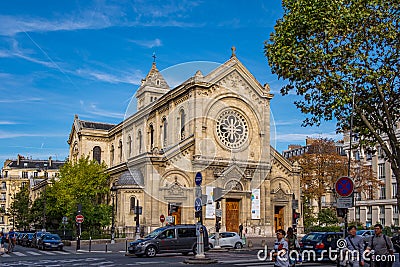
xmin=0 ymin=154 xmax=64 ymax=231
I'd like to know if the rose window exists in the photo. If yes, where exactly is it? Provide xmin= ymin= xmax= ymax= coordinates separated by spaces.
xmin=216 ymin=110 xmax=248 ymax=149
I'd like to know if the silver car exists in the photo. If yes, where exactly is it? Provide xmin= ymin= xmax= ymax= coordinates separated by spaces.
xmin=209 ymin=232 xmax=244 ymax=249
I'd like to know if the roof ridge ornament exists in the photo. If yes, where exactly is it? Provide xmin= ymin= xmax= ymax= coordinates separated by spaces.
xmin=231 ymin=46 xmax=236 ymax=58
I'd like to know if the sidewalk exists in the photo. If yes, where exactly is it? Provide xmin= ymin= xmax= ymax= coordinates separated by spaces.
xmin=63 ymin=236 xmax=276 ymax=253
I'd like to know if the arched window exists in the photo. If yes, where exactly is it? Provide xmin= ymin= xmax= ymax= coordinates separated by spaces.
xmin=118 ymin=140 xmax=123 ymax=162
xmin=110 ymin=144 xmax=114 ymax=165
xmin=130 ymin=196 xmax=136 ymax=211
xmin=149 ymin=124 xmax=154 ymax=149
xmin=138 ymin=131 xmax=142 ymax=153
xmin=93 ymin=146 xmax=101 ymax=163
xmin=127 ymin=135 xmax=132 ymax=156
xmin=162 ymin=117 xmax=167 ymax=147
xmin=180 ymin=109 xmax=185 ymax=140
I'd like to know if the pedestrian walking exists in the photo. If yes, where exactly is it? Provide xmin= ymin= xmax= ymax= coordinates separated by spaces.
xmin=286 ymin=227 xmax=299 ymax=267
xmin=344 ymin=225 xmax=364 ymax=267
xmin=6 ymin=228 xmax=16 ymax=253
xmin=239 ymin=224 xmax=243 ymax=238
xmin=365 ymin=224 xmax=394 ymax=267
xmin=273 ymin=229 xmax=289 ymax=267
xmin=0 ymin=232 xmax=5 ymax=255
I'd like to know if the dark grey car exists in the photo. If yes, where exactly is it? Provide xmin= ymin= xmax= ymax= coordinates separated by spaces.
xmin=128 ymin=224 xmax=209 ymax=257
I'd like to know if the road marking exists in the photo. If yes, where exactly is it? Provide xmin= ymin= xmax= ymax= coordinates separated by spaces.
xmin=53 ymin=250 xmax=70 ymax=254
xmin=40 ymin=250 xmax=56 ymax=255
xmin=26 ymin=251 xmax=42 ymax=255
xmin=12 ymin=251 xmax=26 ymax=256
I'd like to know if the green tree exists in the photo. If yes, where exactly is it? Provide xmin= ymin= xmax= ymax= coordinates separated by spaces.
xmin=292 ymin=138 xmax=348 ymax=211
xmin=44 ymin=156 xmax=111 ymax=234
xmin=265 ymin=0 xmax=400 ymax=209
xmin=318 ymin=208 xmax=339 ymax=226
xmin=9 ymin=186 xmax=31 ymax=230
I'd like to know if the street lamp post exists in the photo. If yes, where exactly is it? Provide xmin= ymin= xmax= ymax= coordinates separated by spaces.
xmin=110 ymin=184 xmax=116 ymax=244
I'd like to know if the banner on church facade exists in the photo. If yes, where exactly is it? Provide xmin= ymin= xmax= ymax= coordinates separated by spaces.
xmin=251 ymin=188 xmax=261 ymax=219
xmin=205 ymin=186 xmax=215 ymax=219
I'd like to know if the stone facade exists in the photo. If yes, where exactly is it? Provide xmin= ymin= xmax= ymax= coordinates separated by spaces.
xmin=68 ymin=52 xmax=302 ymax=237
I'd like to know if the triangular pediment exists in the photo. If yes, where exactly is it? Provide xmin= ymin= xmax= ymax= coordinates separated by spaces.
xmin=203 ymin=56 xmax=273 ymax=100
xmin=221 ymin=164 xmax=245 ymax=180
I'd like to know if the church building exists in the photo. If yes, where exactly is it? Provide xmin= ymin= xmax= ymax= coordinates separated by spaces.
xmin=68 ymin=49 xmax=302 ymax=236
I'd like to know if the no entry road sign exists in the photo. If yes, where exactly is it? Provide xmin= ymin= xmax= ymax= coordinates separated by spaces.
xmin=75 ymin=214 xmax=84 ymax=223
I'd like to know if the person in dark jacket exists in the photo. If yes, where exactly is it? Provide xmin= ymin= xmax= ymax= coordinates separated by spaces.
xmin=365 ymin=224 xmax=394 ymax=267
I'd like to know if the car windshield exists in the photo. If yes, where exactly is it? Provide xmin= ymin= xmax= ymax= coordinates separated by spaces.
xmin=303 ymin=233 xmax=324 ymax=241
xmin=356 ymin=230 xmax=368 ymax=235
xmin=145 ymin=228 xmax=165 ymax=238
xmin=44 ymin=234 xmax=61 ymax=240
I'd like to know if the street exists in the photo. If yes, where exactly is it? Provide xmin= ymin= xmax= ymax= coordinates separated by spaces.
xmin=0 ymin=243 xmax=339 ymax=267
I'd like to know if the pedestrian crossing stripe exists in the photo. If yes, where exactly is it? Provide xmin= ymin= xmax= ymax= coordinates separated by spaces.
xmin=12 ymin=251 xmax=26 ymax=256
xmin=27 ymin=251 xmax=42 ymax=255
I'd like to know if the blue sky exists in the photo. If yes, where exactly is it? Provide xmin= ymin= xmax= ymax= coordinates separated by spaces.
xmin=0 ymin=0 xmax=341 ymax=164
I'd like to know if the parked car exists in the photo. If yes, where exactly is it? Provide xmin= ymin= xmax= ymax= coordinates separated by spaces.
xmin=37 ymin=233 xmax=64 ymax=250
xmin=128 ymin=224 xmax=209 ymax=257
xmin=16 ymin=232 xmax=24 ymax=245
xmin=209 ymin=232 xmax=244 ymax=249
xmin=392 ymin=234 xmax=400 ymax=253
xmin=31 ymin=231 xmax=51 ymax=248
xmin=357 ymin=229 xmax=374 ymax=248
xmin=299 ymin=232 xmax=343 ymax=261
xmin=21 ymin=233 xmax=34 ymax=247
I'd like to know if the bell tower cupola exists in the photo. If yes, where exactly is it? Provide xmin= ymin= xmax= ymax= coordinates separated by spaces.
xmin=135 ymin=58 xmax=169 ymax=110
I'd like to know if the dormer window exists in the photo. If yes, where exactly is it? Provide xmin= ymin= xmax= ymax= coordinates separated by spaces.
xmin=156 ymin=79 xmax=160 ymax=86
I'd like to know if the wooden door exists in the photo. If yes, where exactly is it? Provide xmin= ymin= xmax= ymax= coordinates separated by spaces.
xmin=274 ymin=206 xmax=284 ymax=232
xmin=172 ymin=206 xmax=181 ymax=225
xmin=225 ymin=199 xmax=240 ymax=233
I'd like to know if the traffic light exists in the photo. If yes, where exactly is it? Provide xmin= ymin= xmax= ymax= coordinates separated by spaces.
xmin=215 ymin=222 xmax=221 ymax=232
xmin=215 ymin=216 xmax=221 ymax=232
xmin=336 ymin=208 xmax=348 ymax=218
xmin=292 ymin=212 xmax=300 ymax=225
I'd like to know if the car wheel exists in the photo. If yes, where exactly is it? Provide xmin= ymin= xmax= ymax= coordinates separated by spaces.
xmin=145 ymin=246 xmax=157 ymax=257
xmin=192 ymin=244 xmax=197 ymax=255
xmin=209 ymin=243 xmax=213 ymax=249
xmin=234 ymin=242 xmax=243 ymax=249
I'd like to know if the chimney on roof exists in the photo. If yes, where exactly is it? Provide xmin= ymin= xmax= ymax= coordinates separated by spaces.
xmin=288 ymin=144 xmax=302 ymax=150
xmin=48 ymin=156 xmax=52 ymax=168
xmin=17 ymin=154 xmax=24 ymax=165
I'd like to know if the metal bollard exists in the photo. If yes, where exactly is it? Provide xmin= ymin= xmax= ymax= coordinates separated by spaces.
xmin=125 ymin=237 xmax=128 ymax=253
xmin=106 ymin=242 xmax=108 ymax=253
xmin=89 ymin=237 xmax=92 ymax=252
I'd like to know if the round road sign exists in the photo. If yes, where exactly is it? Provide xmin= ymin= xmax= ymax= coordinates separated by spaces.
xmin=160 ymin=214 xmax=165 ymax=223
xmin=335 ymin=176 xmax=354 ymax=197
xmin=76 ymin=214 xmax=84 ymax=223
xmin=195 ymin=172 xmax=202 ymax=186
xmin=195 ymin=197 xmax=202 ymax=211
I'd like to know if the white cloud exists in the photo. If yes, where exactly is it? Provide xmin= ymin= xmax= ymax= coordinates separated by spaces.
xmin=0 ymin=131 xmax=65 ymax=139
xmin=129 ymin=38 xmax=162 ymax=48
xmin=0 ymin=1 xmax=205 ymax=37
xmin=80 ymin=101 xmax=124 ymax=119
xmin=75 ymin=68 xmax=143 ymax=84
xmin=273 ymin=132 xmax=342 ymax=142
xmin=0 ymin=121 xmax=18 ymax=125
xmin=0 ymin=97 xmax=42 ymax=103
